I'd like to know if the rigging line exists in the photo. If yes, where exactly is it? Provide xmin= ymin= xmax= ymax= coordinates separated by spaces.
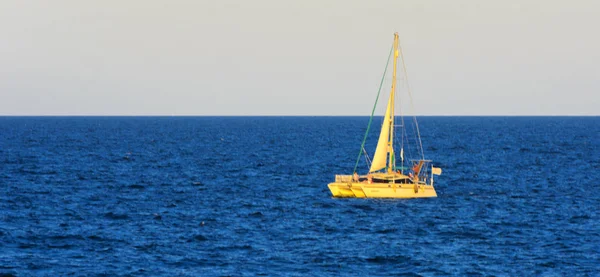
xmin=409 ymin=112 xmax=420 ymax=161
xmin=399 ymin=97 xmax=406 ymax=172
xmin=397 ymin=39 xmax=425 ymax=160
xmin=395 ymin=84 xmax=403 ymax=166
xmin=353 ymin=42 xmax=394 ymax=174
xmin=397 ymin=49 xmax=416 ymax=166
xmin=362 ymin=146 xmax=372 ymax=169
xmin=401 ymin=108 xmax=417 ymax=169
xmin=406 ymin=124 xmax=424 ymax=165
xmin=404 ymin=124 xmax=416 ymax=169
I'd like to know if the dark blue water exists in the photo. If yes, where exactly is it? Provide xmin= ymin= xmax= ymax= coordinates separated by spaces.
xmin=1 ymin=116 xmax=598 ymax=276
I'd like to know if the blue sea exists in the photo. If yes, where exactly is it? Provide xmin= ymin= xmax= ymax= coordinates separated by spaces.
xmin=0 ymin=116 xmax=598 ymax=276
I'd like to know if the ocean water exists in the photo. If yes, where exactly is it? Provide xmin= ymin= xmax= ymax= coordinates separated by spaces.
xmin=0 ymin=116 xmax=598 ymax=276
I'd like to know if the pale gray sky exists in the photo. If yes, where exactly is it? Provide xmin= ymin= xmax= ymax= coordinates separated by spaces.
xmin=1 ymin=0 xmax=598 ymax=115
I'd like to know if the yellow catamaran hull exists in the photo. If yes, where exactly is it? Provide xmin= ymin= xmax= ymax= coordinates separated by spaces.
xmin=328 ymin=174 xmax=437 ymax=198
xmin=328 ymin=182 xmax=437 ymax=198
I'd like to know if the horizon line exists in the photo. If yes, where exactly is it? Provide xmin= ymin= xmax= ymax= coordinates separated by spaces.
xmin=0 ymin=114 xmax=598 ymax=117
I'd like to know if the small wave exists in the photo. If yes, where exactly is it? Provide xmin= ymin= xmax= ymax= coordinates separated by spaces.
xmin=570 ymin=214 xmax=591 ymax=221
xmin=538 ymin=261 xmax=557 ymax=268
xmin=375 ymin=228 xmax=398 ymax=234
xmin=31 ymin=189 xmax=50 ymax=195
xmin=10 ymin=196 xmax=33 ymax=208
xmin=41 ymin=170 xmax=58 ymax=175
xmin=450 ymin=145 xmax=467 ymax=150
xmin=169 ymin=257 xmax=220 ymax=267
xmin=188 ymin=234 xmax=208 ymax=242
xmin=439 ymin=229 xmax=486 ymax=240
xmin=128 ymin=184 xmax=145 ymax=189
xmin=104 ymin=212 xmax=130 ymax=220
xmin=351 ymin=204 xmax=374 ymax=211
xmin=87 ymin=235 xmax=102 ymax=241
xmin=134 ymin=243 xmax=158 ymax=252
xmin=290 ymin=235 xmax=319 ymax=242
xmin=216 ymin=244 xmax=253 ymax=251
xmin=63 ymin=212 xmax=84 ymax=220
xmin=17 ymin=167 xmax=39 ymax=174
xmin=316 ymin=202 xmax=335 ymax=209
xmin=50 ymin=234 xmax=82 ymax=239
xmin=48 ymin=243 xmax=75 ymax=249
xmin=248 ymin=211 xmax=263 ymax=218
xmin=323 ymin=227 xmax=338 ymax=233
xmin=539 ymin=150 xmax=561 ymax=155
xmin=18 ymin=243 xmax=37 ymax=249
xmin=342 ymin=209 xmax=357 ymax=214
xmin=365 ymin=255 xmax=411 ymax=264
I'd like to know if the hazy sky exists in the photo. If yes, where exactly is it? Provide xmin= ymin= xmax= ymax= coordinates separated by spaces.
xmin=1 ymin=0 xmax=598 ymax=115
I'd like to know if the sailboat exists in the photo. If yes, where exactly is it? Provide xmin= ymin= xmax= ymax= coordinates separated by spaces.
xmin=327 ymin=33 xmax=442 ymax=198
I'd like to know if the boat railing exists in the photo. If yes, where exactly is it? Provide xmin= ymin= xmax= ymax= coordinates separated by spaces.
xmin=335 ymin=175 xmax=353 ymax=182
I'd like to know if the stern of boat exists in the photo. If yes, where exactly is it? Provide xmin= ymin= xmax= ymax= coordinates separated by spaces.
xmin=328 ymin=182 xmax=362 ymax=198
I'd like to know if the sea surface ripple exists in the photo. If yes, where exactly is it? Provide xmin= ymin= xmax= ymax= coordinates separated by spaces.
xmin=0 ymin=116 xmax=599 ymax=276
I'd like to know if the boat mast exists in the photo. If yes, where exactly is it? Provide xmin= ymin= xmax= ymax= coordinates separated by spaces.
xmin=388 ymin=32 xmax=399 ymax=173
